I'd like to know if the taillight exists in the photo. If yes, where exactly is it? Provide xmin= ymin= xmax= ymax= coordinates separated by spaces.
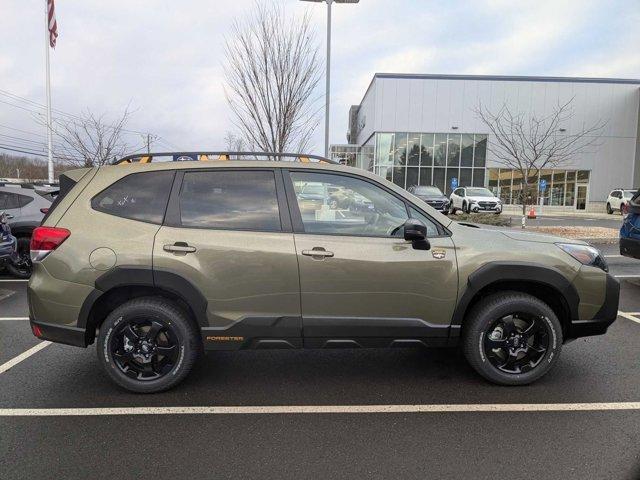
xmin=40 ymin=208 xmax=49 ymax=214
xmin=30 ymin=226 xmax=70 ymax=262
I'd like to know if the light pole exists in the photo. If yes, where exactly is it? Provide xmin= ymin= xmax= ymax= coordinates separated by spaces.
xmin=300 ymin=0 xmax=359 ymax=158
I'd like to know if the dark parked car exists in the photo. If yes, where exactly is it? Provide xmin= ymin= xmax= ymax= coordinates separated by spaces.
xmin=408 ymin=185 xmax=450 ymax=214
xmin=620 ymin=190 xmax=640 ymax=259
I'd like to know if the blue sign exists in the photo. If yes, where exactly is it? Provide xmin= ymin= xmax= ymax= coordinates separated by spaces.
xmin=451 ymin=177 xmax=458 ymax=190
xmin=540 ymin=179 xmax=547 ymax=191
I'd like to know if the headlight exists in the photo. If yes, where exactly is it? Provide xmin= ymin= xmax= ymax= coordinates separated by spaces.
xmin=556 ymin=243 xmax=608 ymax=272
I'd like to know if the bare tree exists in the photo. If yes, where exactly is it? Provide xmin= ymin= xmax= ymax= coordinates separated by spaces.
xmin=41 ymin=108 xmax=132 ymax=167
xmin=475 ymin=99 xmax=605 ymax=220
xmin=224 ymin=2 xmax=322 ymax=154
xmin=223 ymin=131 xmax=246 ymax=152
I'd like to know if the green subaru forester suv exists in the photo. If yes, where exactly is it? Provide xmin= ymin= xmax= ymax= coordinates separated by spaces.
xmin=28 ymin=153 xmax=619 ymax=393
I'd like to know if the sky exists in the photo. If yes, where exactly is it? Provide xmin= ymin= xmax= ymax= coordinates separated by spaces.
xmin=0 ymin=0 xmax=639 ymax=159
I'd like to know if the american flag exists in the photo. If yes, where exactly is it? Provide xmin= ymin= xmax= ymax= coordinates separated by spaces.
xmin=47 ymin=0 xmax=58 ymax=48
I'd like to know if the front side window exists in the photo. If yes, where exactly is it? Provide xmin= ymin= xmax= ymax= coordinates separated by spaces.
xmin=179 ymin=170 xmax=281 ymax=231
xmin=92 ymin=171 xmax=174 ymax=224
xmin=290 ymin=171 xmax=410 ymax=237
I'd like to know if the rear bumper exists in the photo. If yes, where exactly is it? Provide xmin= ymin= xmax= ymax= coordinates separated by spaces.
xmin=29 ymin=318 xmax=88 ymax=347
xmin=620 ymin=236 xmax=640 ymax=260
xmin=568 ymin=274 xmax=620 ymax=339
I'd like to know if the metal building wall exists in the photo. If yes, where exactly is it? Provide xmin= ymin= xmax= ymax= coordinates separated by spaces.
xmin=354 ymin=74 xmax=640 ymax=201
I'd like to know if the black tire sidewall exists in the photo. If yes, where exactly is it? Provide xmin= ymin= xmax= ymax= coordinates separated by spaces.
xmin=6 ymin=237 xmax=32 ymax=279
xmin=463 ymin=293 xmax=562 ymax=386
xmin=96 ymin=298 xmax=198 ymax=393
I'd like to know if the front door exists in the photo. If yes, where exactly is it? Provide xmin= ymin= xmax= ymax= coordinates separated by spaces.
xmin=576 ymin=185 xmax=588 ymax=210
xmin=285 ymin=170 xmax=458 ymax=347
xmin=153 ymin=168 xmax=301 ymax=350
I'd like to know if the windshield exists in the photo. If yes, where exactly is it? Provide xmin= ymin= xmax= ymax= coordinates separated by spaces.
xmin=413 ymin=186 xmax=443 ymax=196
xmin=623 ymin=190 xmax=637 ymax=198
xmin=466 ymin=188 xmax=494 ymax=197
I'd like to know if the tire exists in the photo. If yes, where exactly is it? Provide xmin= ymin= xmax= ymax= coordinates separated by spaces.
xmin=621 ymin=203 xmax=627 ymax=216
xmin=462 ymin=201 xmax=467 ymax=214
xmin=96 ymin=296 xmax=200 ymax=393
xmin=450 ymin=205 xmax=456 ymax=215
xmin=6 ymin=237 xmax=32 ymax=279
xmin=606 ymin=203 xmax=612 ymax=214
xmin=462 ymin=292 xmax=562 ymax=386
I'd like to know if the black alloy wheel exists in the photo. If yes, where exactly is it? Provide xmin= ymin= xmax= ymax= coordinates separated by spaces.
xmin=111 ymin=318 xmax=180 ymax=381
xmin=97 ymin=297 xmax=200 ymax=393
xmin=483 ymin=313 xmax=549 ymax=374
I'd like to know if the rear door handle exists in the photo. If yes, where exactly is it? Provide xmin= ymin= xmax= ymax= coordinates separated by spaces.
xmin=163 ymin=242 xmax=196 ymax=253
xmin=302 ymin=248 xmax=334 ymax=258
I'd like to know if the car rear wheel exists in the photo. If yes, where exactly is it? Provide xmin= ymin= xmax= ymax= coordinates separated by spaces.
xmin=462 ymin=292 xmax=562 ymax=386
xmin=97 ymin=297 xmax=200 ymax=393
xmin=6 ymin=237 xmax=32 ymax=279
xmin=621 ymin=203 xmax=628 ymax=215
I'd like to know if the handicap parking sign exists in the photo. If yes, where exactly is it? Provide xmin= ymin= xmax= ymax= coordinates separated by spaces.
xmin=540 ymin=179 xmax=547 ymax=191
xmin=451 ymin=177 xmax=458 ymax=190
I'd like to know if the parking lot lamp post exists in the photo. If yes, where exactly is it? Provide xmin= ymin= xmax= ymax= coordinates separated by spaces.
xmin=300 ymin=0 xmax=359 ymax=158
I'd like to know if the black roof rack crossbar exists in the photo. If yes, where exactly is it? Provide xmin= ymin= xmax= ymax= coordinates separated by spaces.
xmin=113 ymin=151 xmax=339 ymax=165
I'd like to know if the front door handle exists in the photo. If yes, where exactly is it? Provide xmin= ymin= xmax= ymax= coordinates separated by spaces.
xmin=163 ymin=242 xmax=196 ymax=253
xmin=302 ymin=247 xmax=334 ymax=258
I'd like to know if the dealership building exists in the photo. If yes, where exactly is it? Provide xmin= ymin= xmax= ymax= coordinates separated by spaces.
xmin=331 ymin=74 xmax=640 ymax=211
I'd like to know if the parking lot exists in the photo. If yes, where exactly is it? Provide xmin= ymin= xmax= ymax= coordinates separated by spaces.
xmin=1 ymin=241 xmax=640 ymax=479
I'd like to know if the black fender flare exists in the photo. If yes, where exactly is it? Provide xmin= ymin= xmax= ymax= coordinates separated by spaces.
xmin=79 ymin=266 xmax=209 ymax=330
xmin=450 ymin=261 xmax=580 ymax=329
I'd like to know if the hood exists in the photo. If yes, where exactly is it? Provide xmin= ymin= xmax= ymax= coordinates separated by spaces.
xmin=500 ymin=230 xmax=587 ymax=245
xmin=466 ymin=195 xmax=500 ymax=202
xmin=416 ymin=194 xmax=448 ymax=201
xmin=451 ymin=222 xmax=587 ymax=245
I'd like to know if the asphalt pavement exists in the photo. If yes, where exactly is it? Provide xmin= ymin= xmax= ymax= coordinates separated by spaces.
xmin=1 ymin=235 xmax=640 ymax=479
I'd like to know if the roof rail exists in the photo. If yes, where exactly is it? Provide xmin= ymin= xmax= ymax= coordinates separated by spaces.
xmin=113 ymin=151 xmax=339 ymax=166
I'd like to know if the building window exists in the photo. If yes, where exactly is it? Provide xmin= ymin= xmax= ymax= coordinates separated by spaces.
xmin=485 ymin=168 xmax=590 ymax=208
xmin=372 ymin=132 xmax=488 ymax=194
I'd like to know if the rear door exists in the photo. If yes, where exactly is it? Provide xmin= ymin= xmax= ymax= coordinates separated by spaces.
xmin=153 ymin=168 xmax=301 ymax=350
xmin=284 ymin=169 xmax=458 ymax=347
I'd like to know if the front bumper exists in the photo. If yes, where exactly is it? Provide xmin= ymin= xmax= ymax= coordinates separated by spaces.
xmin=568 ymin=274 xmax=620 ymax=339
xmin=620 ymin=236 xmax=640 ymax=260
xmin=470 ymin=202 xmax=502 ymax=213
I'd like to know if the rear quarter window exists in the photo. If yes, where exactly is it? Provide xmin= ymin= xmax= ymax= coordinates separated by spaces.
xmin=92 ymin=171 xmax=175 ymax=224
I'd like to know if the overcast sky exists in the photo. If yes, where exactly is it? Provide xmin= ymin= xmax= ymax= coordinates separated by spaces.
xmin=1 ymin=0 xmax=639 ymax=158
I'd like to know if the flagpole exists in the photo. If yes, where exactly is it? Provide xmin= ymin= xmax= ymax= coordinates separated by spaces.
xmin=44 ymin=0 xmax=54 ymax=183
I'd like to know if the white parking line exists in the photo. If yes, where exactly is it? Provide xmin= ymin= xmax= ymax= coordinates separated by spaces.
xmin=0 ymin=341 xmax=51 ymax=375
xmin=614 ymin=275 xmax=640 ymax=279
xmin=604 ymin=254 xmax=623 ymax=258
xmin=618 ymin=311 xmax=640 ymax=325
xmin=1 ymin=402 xmax=640 ymax=417
xmin=0 ymin=290 xmax=15 ymax=302
xmin=0 ymin=279 xmax=28 ymax=283
xmin=0 ymin=317 xmax=29 ymax=321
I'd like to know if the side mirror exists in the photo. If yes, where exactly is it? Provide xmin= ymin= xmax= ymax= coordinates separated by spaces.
xmin=403 ymin=218 xmax=430 ymax=250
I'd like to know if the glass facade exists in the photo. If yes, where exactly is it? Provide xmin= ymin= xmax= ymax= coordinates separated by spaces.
xmin=487 ymin=168 xmax=590 ymax=207
xmin=330 ymin=144 xmax=374 ymax=170
xmin=372 ymin=133 xmax=487 ymax=194
xmin=334 ymin=132 xmax=592 ymax=209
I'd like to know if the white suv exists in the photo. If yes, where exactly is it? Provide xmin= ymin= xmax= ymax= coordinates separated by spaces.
xmin=606 ymin=189 xmax=637 ymax=215
xmin=450 ymin=187 xmax=502 ymax=214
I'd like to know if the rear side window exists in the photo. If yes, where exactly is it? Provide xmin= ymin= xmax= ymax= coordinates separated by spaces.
xmin=178 ymin=170 xmax=281 ymax=231
xmin=0 ymin=192 xmax=25 ymax=209
xmin=92 ymin=171 xmax=174 ymax=224
xmin=16 ymin=194 xmax=34 ymax=208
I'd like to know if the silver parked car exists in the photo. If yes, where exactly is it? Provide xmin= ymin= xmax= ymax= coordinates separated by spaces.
xmin=0 ymin=184 xmax=54 ymax=277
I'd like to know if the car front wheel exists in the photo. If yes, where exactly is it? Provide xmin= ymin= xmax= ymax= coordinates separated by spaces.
xmin=606 ymin=203 xmax=613 ymax=214
xmin=97 ymin=297 xmax=200 ymax=393
xmin=462 ymin=292 xmax=562 ymax=386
